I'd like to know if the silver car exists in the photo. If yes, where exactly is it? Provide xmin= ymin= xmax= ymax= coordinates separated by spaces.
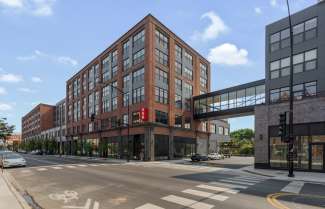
xmin=0 ymin=153 xmax=27 ymax=168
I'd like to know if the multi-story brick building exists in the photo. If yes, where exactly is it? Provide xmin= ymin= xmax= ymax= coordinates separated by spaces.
xmin=65 ymin=14 xmax=213 ymax=160
xmin=22 ymin=104 xmax=55 ymax=140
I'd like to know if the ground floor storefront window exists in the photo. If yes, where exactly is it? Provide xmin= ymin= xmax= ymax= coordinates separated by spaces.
xmin=155 ymin=135 xmax=169 ymax=160
xmin=174 ymin=137 xmax=196 ymax=158
xmin=270 ymin=135 xmax=325 ymax=171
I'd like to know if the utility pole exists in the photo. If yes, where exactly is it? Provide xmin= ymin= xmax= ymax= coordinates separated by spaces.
xmin=286 ymin=0 xmax=295 ymax=178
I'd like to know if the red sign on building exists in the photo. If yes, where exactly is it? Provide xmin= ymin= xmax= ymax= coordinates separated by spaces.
xmin=140 ymin=108 xmax=148 ymax=121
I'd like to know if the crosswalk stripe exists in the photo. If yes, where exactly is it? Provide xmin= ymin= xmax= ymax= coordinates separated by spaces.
xmin=232 ymin=178 xmax=261 ymax=183
xmin=77 ymin=164 xmax=87 ymax=167
xmin=196 ymin=184 xmax=239 ymax=194
xmin=66 ymin=165 xmax=76 ymax=168
xmin=235 ymin=176 xmax=265 ymax=181
xmin=161 ymin=195 xmax=214 ymax=209
xmin=52 ymin=166 xmax=63 ymax=170
xmin=210 ymin=181 xmax=248 ymax=189
xmin=220 ymin=179 xmax=255 ymax=186
xmin=281 ymin=181 xmax=304 ymax=194
xmin=37 ymin=168 xmax=48 ymax=171
xmin=89 ymin=164 xmax=100 ymax=166
xmin=182 ymin=189 xmax=229 ymax=201
xmin=135 ymin=203 xmax=165 ymax=209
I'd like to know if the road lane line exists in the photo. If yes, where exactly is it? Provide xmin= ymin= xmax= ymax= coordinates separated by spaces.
xmin=52 ymin=166 xmax=63 ymax=170
xmin=135 ymin=203 xmax=165 ymax=209
xmin=196 ymin=184 xmax=239 ymax=194
xmin=161 ymin=195 xmax=214 ymax=209
xmin=66 ymin=165 xmax=77 ymax=168
xmin=220 ymin=179 xmax=255 ymax=186
xmin=77 ymin=164 xmax=87 ymax=167
xmin=281 ymin=181 xmax=304 ymax=194
xmin=182 ymin=189 xmax=229 ymax=201
xmin=37 ymin=168 xmax=48 ymax=171
xmin=210 ymin=181 xmax=248 ymax=189
xmin=89 ymin=164 xmax=99 ymax=166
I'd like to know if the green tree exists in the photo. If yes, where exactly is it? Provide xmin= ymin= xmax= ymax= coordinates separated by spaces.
xmin=230 ymin=128 xmax=254 ymax=141
xmin=0 ymin=118 xmax=15 ymax=144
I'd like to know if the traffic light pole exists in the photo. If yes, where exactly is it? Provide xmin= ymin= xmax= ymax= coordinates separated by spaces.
xmin=286 ymin=0 xmax=295 ymax=178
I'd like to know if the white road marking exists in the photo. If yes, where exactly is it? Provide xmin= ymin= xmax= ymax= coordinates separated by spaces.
xmin=235 ymin=176 xmax=265 ymax=181
xmin=196 ymin=184 xmax=239 ymax=194
xmin=52 ymin=166 xmax=63 ymax=170
xmin=77 ymin=164 xmax=88 ymax=167
xmin=210 ymin=181 xmax=248 ymax=189
xmin=37 ymin=168 xmax=48 ymax=171
xmin=135 ymin=203 xmax=165 ymax=209
xmin=63 ymin=198 xmax=91 ymax=209
xmin=182 ymin=189 xmax=229 ymax=201
xmin=66 ymin=165 xmax=77 ymax=168
xmin=89 ymin=164 xmax=99 ymax=167
xmin=161 ymin=195 xmax=214 ymax=209
xmin=281 ymin=181 xmax=304 ymax=194
xmin=232 ymin=178 xmax=261 ymax=183
xmin=220 ymin=179 xmax=255 ymax=186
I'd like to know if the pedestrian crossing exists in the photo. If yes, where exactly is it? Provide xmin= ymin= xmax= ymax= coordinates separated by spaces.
xmin=134 ymin=174 xmax=267 ymax=209
xmin=19 ymin=163 xmax=113 ymax=173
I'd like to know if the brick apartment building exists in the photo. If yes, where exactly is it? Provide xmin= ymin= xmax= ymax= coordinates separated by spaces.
xmin=65 ymin=14 xmax=214 ymax=160
xmin=22 ymin=104 xmax=55 ymax=140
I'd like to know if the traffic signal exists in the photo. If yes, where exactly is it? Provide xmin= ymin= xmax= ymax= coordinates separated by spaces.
xmin=278 ymin=112 xmax=288 ymax=142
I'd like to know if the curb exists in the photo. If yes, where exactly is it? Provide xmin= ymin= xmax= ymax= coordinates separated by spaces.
xmin=1 ymin=171 xmax=32 ymax=209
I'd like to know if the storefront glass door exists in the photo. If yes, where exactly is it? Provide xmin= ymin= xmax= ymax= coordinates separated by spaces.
xmin=311 ymin=144 xmax=324 ymax=171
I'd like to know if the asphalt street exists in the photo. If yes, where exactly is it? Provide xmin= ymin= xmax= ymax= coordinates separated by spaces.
xmin=4 ymin=154 xmax=325 ymax=209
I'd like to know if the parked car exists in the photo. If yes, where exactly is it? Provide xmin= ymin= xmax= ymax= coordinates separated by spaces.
xmin=30 ymin=150 xmax=43 ymax=155
xmin=0 ymin=153 xmax=26 ymax=168
xmin=208 ymin=153 xmax=224 ymax=160
xmin=191 ymin=154 xmax=209 ymax=162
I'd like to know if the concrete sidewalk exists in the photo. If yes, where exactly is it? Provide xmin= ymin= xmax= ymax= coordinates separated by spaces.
xmin=242 ymin=165 xmax=325 ymax=184
xmin=0 ymin=171 xmax=23 ymax=209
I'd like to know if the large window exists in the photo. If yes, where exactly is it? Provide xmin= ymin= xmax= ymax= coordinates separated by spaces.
xmin=155 ymin=48 xmax=168 ymax=66
xmin=133 ymin=67 xmax=145 ymax=84
xmin=102 ymin=85 xmax=110 ymax=112
xmin=175 ymin=61 xmax=182 ymax=76
xmin=155 ymin=30 xmax=168 ymax=50
xmin=200 ymin=63 xmax=208 ymax=88
xmin=269 ymin=17 xmax=317 ymax=52
xmin=175 ymin=94 xmax=182 ymax=109
xmin=174 ymin=115 xmax=182 ymax=128
xmin=155 ymin=110 xmax=168 ymax=125
xmin=155 ymin=68 xmax=168 ymax=85
xmin=88 ymin=92 xmax=94 ymax=117
xmin=175 ymin=44 xmax=182 ymax=60
xmin=111 ymin=81 xmax=117 ymax=110
xmin=270 ymin=81 xmax=317 ymax=103
xmin=270 ymin=57 xmax=290 ymax=79
xmin=95 ymin=91 xmax=99 ymax=115
xmin=112 ymin=50 xmax=118 ymax=77
xmin=88 ymin=67 xmax=94 ymax=90
xmin=184 ymin=67 xmax=193 ymax=80
xmin=123 ymin=75 xmax=130 ymax=89
xmin=132 ymin=111 xmax=140 ymax=124
xmin=184 ymin=51 xmax=193 ymax=65
xmin=123 ymin=41 xmax=130 ymax=56
xmin=133 ymin=48 xmax=145 ymax=65
xmin=133 ymin=30 xmax=145 ymax=49
xmin=133 ymin=86 xmax=144 ymax=104
xmin=184 ymin=83 xmax=193 ymax=99
xmin=102 ymin=56 xmax=110 ymax=82
xmin=293 ymin=49 xmax=317 ymax=73
xmin=155 ymin=87 xmax=168 ymax=104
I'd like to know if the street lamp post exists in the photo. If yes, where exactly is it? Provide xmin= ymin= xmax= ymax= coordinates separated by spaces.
xmin=286 ymin=0 xmax=295 ymax=178
xmin=59 ymin=105 xmax=62 ymax=157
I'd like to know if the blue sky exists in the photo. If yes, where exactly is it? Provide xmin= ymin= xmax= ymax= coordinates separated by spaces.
xmin=0 ymin=0 xmax=316 ymax=132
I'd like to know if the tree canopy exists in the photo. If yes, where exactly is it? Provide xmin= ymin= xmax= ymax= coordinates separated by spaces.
xmin=230 ymin=128 xmax=254 ymax=141
xmin=0 ymin=118 xmax=15 ymax=141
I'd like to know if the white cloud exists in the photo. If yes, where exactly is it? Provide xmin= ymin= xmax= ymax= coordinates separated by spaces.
xmin=0 ymin=0 xmax=23 ymax=8
xmin=0 ymin=87 xmax=7 ymax=95
xmin=18 ymin=87 xmax=36 ymax=93
xmin=17 ymin=50 xmax=78 ymax=67
xmin=31 ymin=76 xmax=42 ymax=83
xmin=254 ymin=7 xmax=262 ymax=15
xmin=0 ymin=73 xmax=23 ymax=83
xmin=0 ymin=0 xmax=56 ymax=16
xmin=57 ymin=56 xmax=78 ymax=67
xmin=270 ymin=0 xmax=278 ymax=7
xmin=191 ymin=11 xmax=228 ymax=42
xmin=208 ymin=43 xmax=249 ymax=66
xmin=0 ymin=102 xmax=13 ymax=111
